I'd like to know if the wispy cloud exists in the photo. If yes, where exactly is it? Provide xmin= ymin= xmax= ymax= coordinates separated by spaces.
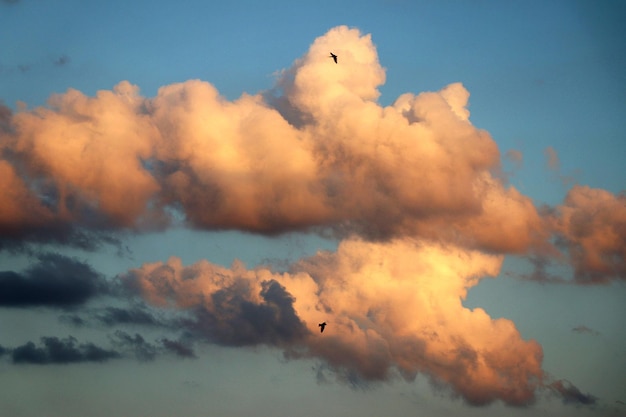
xmin=572 ymin=325 xmax=600 ymax=336
xmin=0 ymin=54 xmax=71 ymax=76
xmin=544 ymin=146 xmax=578 ymax=187
xmin=548 ymin=379 xmax=597 ymax=406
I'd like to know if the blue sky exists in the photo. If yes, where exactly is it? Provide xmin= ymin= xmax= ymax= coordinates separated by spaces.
xmin=1 ymin=1 xmax=625 ymax=416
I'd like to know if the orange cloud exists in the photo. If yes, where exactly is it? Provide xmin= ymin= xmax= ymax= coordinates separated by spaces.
xmin=122 ymin=238 xmax=544 ymax=405
xmin=548 ymin=185 xmax=626 ymax=282
xmin=0 ymin=26 xmax=549 ymax=255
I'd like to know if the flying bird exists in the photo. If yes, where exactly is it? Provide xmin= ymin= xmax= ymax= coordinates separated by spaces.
xmin=319 ymin=322 xmax=327 ymax=333
xmin=329 ymin=52 xmax=337 ymax=64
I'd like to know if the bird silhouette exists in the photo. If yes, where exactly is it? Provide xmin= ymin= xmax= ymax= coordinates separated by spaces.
xmin=318 ymin=322 xmax=327 ymax=333
xmin=329 ymin=52 xmax=337 ymax=64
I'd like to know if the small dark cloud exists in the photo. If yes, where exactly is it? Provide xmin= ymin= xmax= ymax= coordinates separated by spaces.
xmin=182 ymin=380 xmax=201 ymax=389
xmin=95 ymin=305 xmax=165 ymax=327
xmin=572 ymin=325 xmax=600 ymax=336
xmin=58 ymin=313 xmax=87 ymax=327
xmin=313 ymin=362 xmax=375 ymax=391
xmin=111 ymin=331 xmax=198 ymax=361
xmin=161 ymin=338 xmax=196 ymax=358
xmin=10 ymin=336 xmax=120 ymax=365
xmin=111 ymin=331 xmax=158 ymax=362
xmin=510 ymin=255 xmax=567 ymax=284
xmin=0 ymin=252 xmax=109 ymax=308
xmin=53 ymin=54 xmax=70 ymax=67
xmin=549 ymin=379 xmax=597 ymax=406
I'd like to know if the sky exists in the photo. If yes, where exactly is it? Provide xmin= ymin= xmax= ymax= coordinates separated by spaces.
xmin=0 ymin=0 xmax=625 ymax=416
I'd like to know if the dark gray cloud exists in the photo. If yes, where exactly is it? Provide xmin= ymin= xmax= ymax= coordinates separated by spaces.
xmin=549 ymin=380 xmax=597 ymax=406
xmin=110 ymin=331 xmax=196 ymax=360
xmin=110 ymin=331 xmax=158 ymax=361
xmin=0 ymin=209 xmax=126 ymax=254
xmin=572 ymin=325 xmax=600 ymax=336
xmin=161 ymin=338 xmax=196 ymax=358
xmin=3 ymin=332 xmax=197 ymax=365
xmin=184 ymin=279 xmax=309 ymax=347
xmin=53 ymin=54 xmax=70 ymax=67
xmin=10 ymin=336 xmax=120 ymax=364
xmin=0 ymin=252 xmax=109 ymax=308
xmin=59 ymin=303 xmax=176 ymax=331
xmin=510 ymin=255 xmax=567 ymax=284
xmin=94 ymin=305 xmax=165 ymax=327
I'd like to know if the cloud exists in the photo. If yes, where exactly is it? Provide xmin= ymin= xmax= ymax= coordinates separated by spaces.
xmin=0 ymin=24 xmax=613 ymax=407
xmin=10 ymin=336 xmax=120 ymax=364
xmin=121 ymin=238 xmax=548 ymax=406
xmin=545 ymin=146 xmax=560 ymax=171
xmin=0 ymin=252 xmax=110 ymax=308
xmin=0 ymin=26 xmax=548 ymax=254
xmin=543 ymin=146 xmax=577 ymax=187
xmin=0 ymin=102 xmax=11 ymax=132
xmin=161 ymin=338 xmax=196 ymax=358
xmin=121 ymin=258 xmax=310 ymax=348
xmin=547 ymin=186 xmax=626 ymax=282
xmin=92 ymin=305 xmax=167 ymax=327
xmin=548 ymin=379 xmax=597 ymax=406
xmin=53 ymin=55 xmax=70 ymax=67
xmin=110 ymin=331 xmax=159 ymax=361
xmin=110 ymin=330 xmax=195 ymax=360
xmin=571 ymin=325 xmax=600 ymax=336
xmin=504 ymin=149 xmax=523 ymax=175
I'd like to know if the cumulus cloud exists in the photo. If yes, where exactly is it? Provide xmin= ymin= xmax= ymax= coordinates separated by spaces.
xmin=121 ymin=238 xmax=547 ymax=406
xmin=0 ymin=252 xmax=109 ymax=308
xmin=0 ymin=26 xmax=549 ymax=255
xmin=122 ymin=258 xmax=310 ymax=348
